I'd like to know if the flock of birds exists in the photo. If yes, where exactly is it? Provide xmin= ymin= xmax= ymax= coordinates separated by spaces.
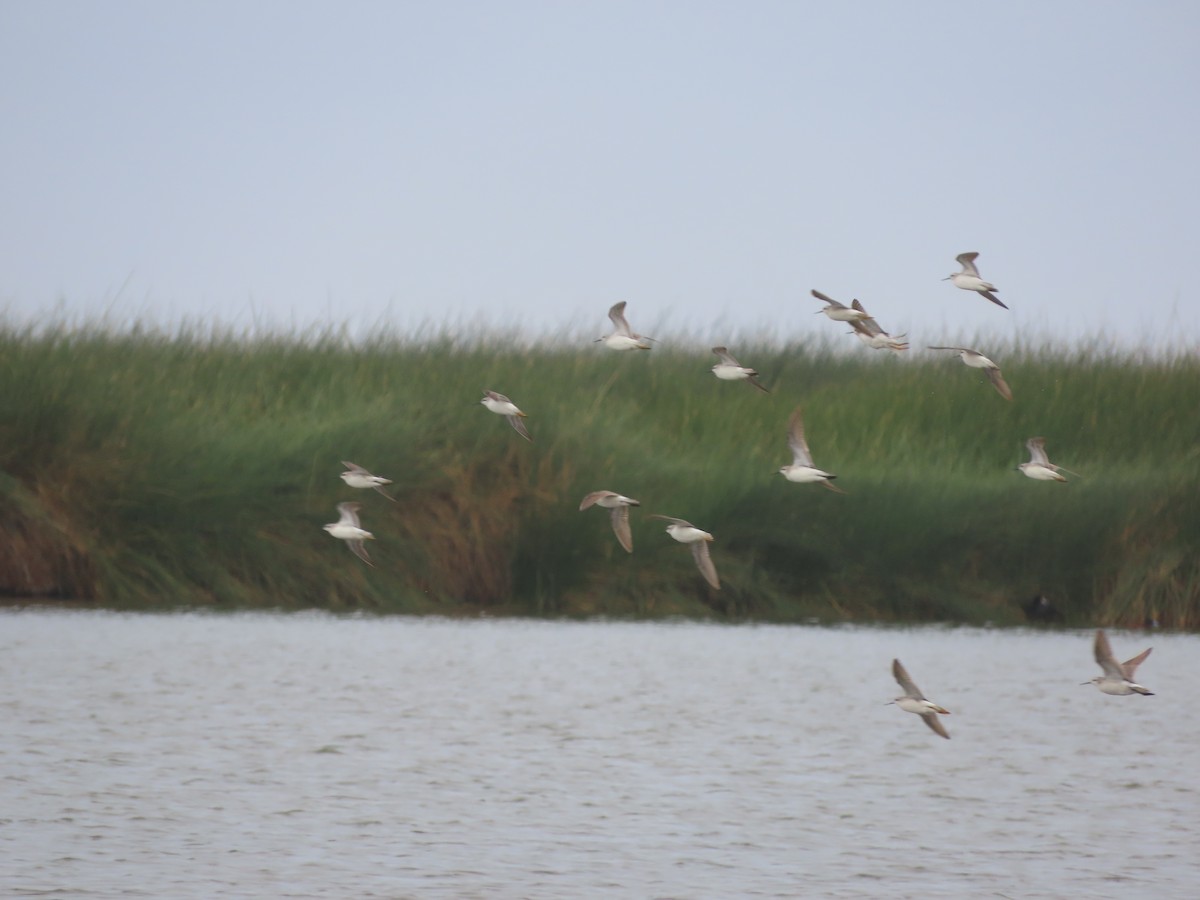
xmin=893 ymin=629 xmax=1154 ymax=740
xmin=317 ymin=250 xmax=1119 ymax=739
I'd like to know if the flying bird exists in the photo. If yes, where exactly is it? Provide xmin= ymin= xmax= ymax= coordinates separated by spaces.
xmin=323 ymin=502 xmax=375 ymax=567
xmin=848 ymin=300 xmax=909 ymax=353
xmin=1018 ymin=437 xmax=1078 ymax=482
xmin=648 ymin=515 xmax=720 ymax=589
xmin=340 ymin=461 xmax=397 ymax=500
xmin=927 ymin=346 xmax=1013 ymax=401
xmin=711 ymin=346 xmax=768 ymax=393
xmin=945 ymin=252 xmax=1008 ymax=309
xmin=812 ymin=289 xmax=870 ymax=323
xmin=1085 ymin=630 xmax=1154 ymax=696
xmin=778 ymin=407 xmax=844 ymax=493
xmin=891 ymin=658 xmax=951 ymax=739
xmin=481 ymin=390 xmax=532 ymax=442
xmin=579 ymin=490 xmax=640 ymax=553
xmin=596 ymin=301 xmax=653 ymax=351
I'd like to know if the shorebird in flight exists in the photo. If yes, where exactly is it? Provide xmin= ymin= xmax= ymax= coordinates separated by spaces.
xmin=579 ymin=491 xmax=640 ymax=553
xmin=1018 ymin=437 xmax=1078 ymax=482
xmin=323 ymin=502 xmax=375 ymax=567
xmin=1085 ymin=630 xmax=1154 ymax=695
xmin=945 ymin=252 xmax=1008 ymax=309
xmin=927 ymin=346 xmax=1013 ymax=401
xmin=596 ymin=301 xmax=653 ymax=351
xmin=848 ymin=300 xmax=908 ymax=353
xmin=778 ymin=407 xmax=844 ymax=493
xmin=340 ymin=461 xmax=397 ymax=500
xmin=711 ymin=346 xmax=768 ymax=393
xmin=891 ymin=658 xmax=951 ymax=739
xmin=481 ymin=390 xmax=532 ymax=442
xmin=812 ymin=289 xmax=870 ymax=323
xmin=648 ymin=515 xmax=720 ymax=589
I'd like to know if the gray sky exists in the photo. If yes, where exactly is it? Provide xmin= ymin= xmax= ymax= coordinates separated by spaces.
xmin=2 ymin=1 xmax=1198 ymax=349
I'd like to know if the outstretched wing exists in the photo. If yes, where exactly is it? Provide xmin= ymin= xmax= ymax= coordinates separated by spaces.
xmin=711 ymin=346 xmax=739 ymax=366
xmin=508 ymin=415 xmax=532 ymax=442
xmin=921 ymin=712 xmax=950 ymax=739
xmin=986 ymin=367 xmax=1013 ymax=401
xmin=347 ymin=539 xmax=373 ymax=567
xmin=610 ymin=505 xmax=634 ymax=553
xmin=1093 ymin=630 xmax=1125 ymax=679
xmin=336 ymin=502 xmax=363 ymax=528
xmin=812 ymin=289 xmax=848 ymax=310
xmin=1026 ymin=437 xmax=1050 ymax=466
xmin=607 ymin=301 xmax=634 ymax=336
xmin=955 ymin=251 xmax=981 ymax=277
xmin=892 ymin=658 xmax=924 ymax=700
xmin=341 ymin=461 xmax=369 ymax=474
xmin=690 ymin=540 xmax=720 ymax=589
xmin=787 ymin=407 xmax=815 ymax=467
xmin=1120 ymin=646 xmax=1152 ymax=681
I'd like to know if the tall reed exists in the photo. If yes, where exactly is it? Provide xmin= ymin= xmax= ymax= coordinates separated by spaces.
xmin=0 ymin=322 xmax=1195 ymax=626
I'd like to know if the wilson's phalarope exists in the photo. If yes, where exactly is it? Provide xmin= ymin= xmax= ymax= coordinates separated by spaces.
xmin=945 ymin=252 xmax=1008 ymax=309
xmin=579 ymin=491 xmax=640 ymax=553
xmin=481 ymin=390 xmax=532 ymax=442
xmin=927 ymin=346 xmax=1013 ymax=401
xmin=323 ymin=502 xmax=375 ymax=566
xmin=596 ymin=301 xmax=653 ymax=351
xmin=891 ymin=658 xmax=950 ymax=739
xmin=340 ymin=461 xmax=397 ymax=500
xmin=711 ymin=346 xmax=768 ymax=393
xmin=1086 ymin=629 xmax=1154 ymax=695
xmin=779 ymin=406 xmax=844 ymax=493
xmin=648 ymin=515 xmax=720 ymax=589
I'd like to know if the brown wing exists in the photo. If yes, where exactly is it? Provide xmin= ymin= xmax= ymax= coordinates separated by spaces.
xmin=1121 ymin=647 xmax=1152 ymax=680
xmin=610 ymin=505 xmax=634 ymax=554
xmin=986 ymin=367 xmax=1013 ymax=401
xmin=921 ymin=712 xmax=950 ymax=739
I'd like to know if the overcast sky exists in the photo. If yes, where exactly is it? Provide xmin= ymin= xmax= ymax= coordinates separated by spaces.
xmin=2 ymin=1 xmax=1197 ymax=350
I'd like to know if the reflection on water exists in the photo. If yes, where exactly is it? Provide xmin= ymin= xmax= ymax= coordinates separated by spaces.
xmin=2 ymin=611 xmax=1198 ymax=898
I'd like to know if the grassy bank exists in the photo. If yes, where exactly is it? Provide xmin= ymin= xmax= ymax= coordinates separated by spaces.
xmin=1 ymin=323 xmax=1196 ymax=626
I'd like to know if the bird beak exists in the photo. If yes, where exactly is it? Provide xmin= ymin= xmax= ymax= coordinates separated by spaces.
xmin=940 ymin=276 xmax=951 ymax=281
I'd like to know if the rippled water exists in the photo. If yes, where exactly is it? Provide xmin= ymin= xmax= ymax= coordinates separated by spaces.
xmin=2 ymin=611 xmax=1197 ymax=898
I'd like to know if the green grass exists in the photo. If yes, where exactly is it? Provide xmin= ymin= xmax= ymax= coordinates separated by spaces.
xmin=1 ymin=321 xmax=1197 ymax=626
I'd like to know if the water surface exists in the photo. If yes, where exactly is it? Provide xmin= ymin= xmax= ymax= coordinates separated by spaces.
xmin=2 ymin=611 xmax=1197 ymax=898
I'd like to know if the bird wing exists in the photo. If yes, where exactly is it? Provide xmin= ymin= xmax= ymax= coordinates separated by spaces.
xmin=747 ymin=373 xmax=769 ymax=394
xmin=336 ymin=502 xmax=362 ymax=527
xmin=979 ymin=290 xmax=1009 ymax=310
xmin=610 ymin=505 xmax=634 ymax=553
xmin=579 ymin=490 xmax=613 ymax=511
xmin=986 ymin=367 xmax=1013 ymax=401
xmin=1120 ymin=647 xmax=1152 ymax=680
xmin=484 ymin=390 xmax=511 ymax=403
xmin=608 ymin=301 xmax=633 ymax=336
xmin=849 ymin=301 xmax=883 ymax=336
xmin=1093 ymin=630 xmax=1126 ymax=679
xmin=1026 ymin=437 xmax=1050 ymax=465
xmin=508 ymin=414 xmax=533 ymax=442
xmin=690 ymin=540 xmax=720 ymax=589
xmin=647 ymin=514 xmax=689 ymax=526
xmin=372 ymin=483 xmax=397 ymax=501
xmin=341 ymin=461 xmax=368 ymax=473
xmin=892 ymin=658 xmax=924 ymax=699
xmin=927 ymin=345 xmax=968 ymax=353
xmin=712 ymin=346 xmax=740 ymax=365
xmin=921 ymin=712 xmax=950 ymax=739
xmin=347 ymin=539 xmax=373 ymax=567
xmin=787 ymin=407 xmax=815 ymax=467
xmin=956 ymin=251 xmax=981 ymax=277
xmin=811 ymin=289 xmax=847 ymax=310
